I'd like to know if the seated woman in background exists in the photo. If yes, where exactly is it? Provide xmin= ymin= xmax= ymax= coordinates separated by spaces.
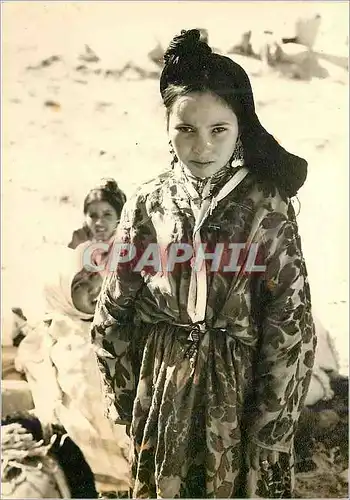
xmin=68 ymin=178 xmax=127 ymax=250
xmin=15 ymin=246 xmax=130 ymax=498
xmin=3 ymin=178 xmax=126 ymax=354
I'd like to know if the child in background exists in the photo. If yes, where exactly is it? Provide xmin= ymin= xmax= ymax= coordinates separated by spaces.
xmin=68 ymin=178 xmax=127 ymax=249
xmin=2 ymin=179 xmax=126 ymax=353
xmin=15 ymin=246 xmax=130 ymax=498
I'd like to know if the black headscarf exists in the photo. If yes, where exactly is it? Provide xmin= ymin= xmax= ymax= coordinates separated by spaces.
xmin=160 ymin=29 xmax=307 ymax=198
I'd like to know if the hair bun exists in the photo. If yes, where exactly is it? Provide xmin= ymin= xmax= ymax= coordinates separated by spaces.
xmin=164 ymin=29 xmax=212 ymax=65
xmin=101 ymin=177 xmax=119 ymax=192
xmin=91 ymin=178 xmax=127 ymax=205
xmin=96 ymin=177 xmax=121 ymax=196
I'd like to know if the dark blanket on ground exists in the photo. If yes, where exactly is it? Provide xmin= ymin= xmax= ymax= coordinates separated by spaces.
xmin=295 ymin=375 xmax=348 ymax=498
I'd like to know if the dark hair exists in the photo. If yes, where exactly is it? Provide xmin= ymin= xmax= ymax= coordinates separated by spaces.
xmin=2 ymin=412 xmax=97 ymax=498
xmin=161 ymin=30 xmax=243 ymax=121
xmin=160 ymin=29 xmax=308 ymax=198
xmin=83 ymin=178 xmax=127 ymax=217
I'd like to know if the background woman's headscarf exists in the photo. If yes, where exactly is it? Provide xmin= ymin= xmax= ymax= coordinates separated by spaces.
xmin=43 ymin=246 xmax=93 ymax=322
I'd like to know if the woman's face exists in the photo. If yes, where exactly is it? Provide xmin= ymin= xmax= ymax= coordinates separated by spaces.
xmin=168 ymin=91 xmax=239 ymax=178
xmin=85 ymin=201 xmax=119 ymax=241
xmin=71 ymin=271 xmax=103 ymax=315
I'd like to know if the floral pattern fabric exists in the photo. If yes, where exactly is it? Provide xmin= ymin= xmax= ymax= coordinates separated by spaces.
xmin=92 ymin=167 xmax=316 ymax=498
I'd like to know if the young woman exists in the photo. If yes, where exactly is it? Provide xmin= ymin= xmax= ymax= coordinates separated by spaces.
xmin=92 ymin=29 xmax=316 ymax=498
xmin=68 ymin=178 xmax=126 ymax=250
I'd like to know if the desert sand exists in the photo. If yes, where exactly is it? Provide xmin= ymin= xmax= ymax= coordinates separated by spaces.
xmin=2 ymin=1 xmax=348 ymax=372
xmin=1 ymin=2 xmax=349 ymax=497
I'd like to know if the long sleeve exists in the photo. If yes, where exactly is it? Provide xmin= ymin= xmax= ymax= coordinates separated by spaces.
xmin=249 ymin=210 xmax=316 ymax=453
xmin=91 ymin=194 xmax=148 ymax=424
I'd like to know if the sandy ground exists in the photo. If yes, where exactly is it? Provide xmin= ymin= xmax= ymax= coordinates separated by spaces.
xmin=1 ymin=2 xmax=349 ymax=497
xmin=2 ymin=1 xmax=349 ymax=373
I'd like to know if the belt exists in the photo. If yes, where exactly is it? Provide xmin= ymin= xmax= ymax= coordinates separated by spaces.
xmin=179 ymin=322 xmax=228 ymax=366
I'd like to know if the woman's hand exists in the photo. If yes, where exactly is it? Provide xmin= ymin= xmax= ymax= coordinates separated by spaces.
xmin=247 ymin=441 xmax=280 ymax=470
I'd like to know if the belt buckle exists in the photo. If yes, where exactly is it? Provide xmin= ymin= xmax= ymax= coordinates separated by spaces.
xmin=187 ymin=322 xmax=205 ymax=341
xmin=185 ymin=323 xmax=205 ymax=363
xmin=187 ymin=326 xmax=200 ymax=343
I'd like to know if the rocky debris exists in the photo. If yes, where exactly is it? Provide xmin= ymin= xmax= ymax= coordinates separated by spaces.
xmin=228 ymin=31 xmax=255 ymax=57
xmin=295 ymin=434 xmax=348 ymax=495
xmin=44 ymin=100 xmax=61 ymax=111
xmin=73 ymin=79 xmax=88 ymax=85
xmin=74 ymin=61 xmax=159 ymax=80
xmin=27 ymin=55 xmax=61 ymax=70
xmin=295 ymin=468 xmax=348 ymax=498
xmin=293 ymin=13 xmax=322 ymax=49
xmin=230 ymin=13 xmax=322 ymax=58
xmin=148 ymin=41 xmax=164 ymax=67
xmin=59 ymin=195 xmax=71 ymax=204
xmin=277 ymin=45 xmax=329 ymax=80
xmin=104 ymin=63 xmax=159 ymax=81
xmin=95 ymin=101 xmax=113 ymax=111
xmin=295 ymin=374 xmax=348 ymax=498
xmin=78 ymin=44 xmax=100 ymax=63
xmin=22 ymin=28 xmax=347 ymax=85
xmin=232 ymin=31 xmax=327 ymax=81
xmin=226 ymin=13 xmax=348 ymax=81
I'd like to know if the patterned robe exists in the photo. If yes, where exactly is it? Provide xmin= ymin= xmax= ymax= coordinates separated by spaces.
xmin=91 ymin=165 xmax=316 ymax=498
